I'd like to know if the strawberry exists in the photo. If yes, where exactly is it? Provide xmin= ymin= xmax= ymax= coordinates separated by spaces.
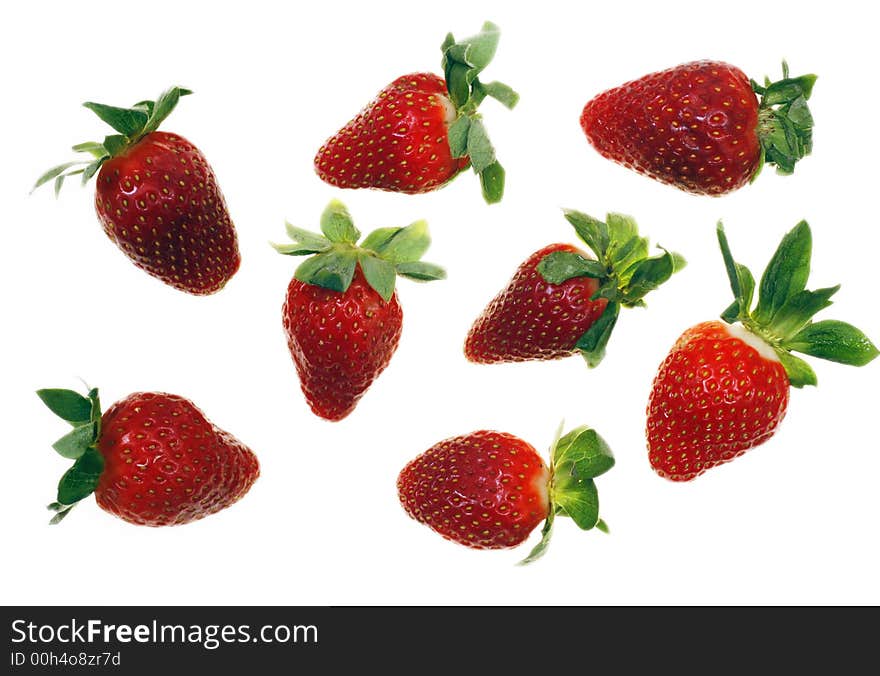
xmin=580 ymin=61 xmax=816 ymax=195
xmin=273 ymin=200 xmax=445 ymax=421
xmin=647 ymin=221 xmax=878 ymax=481
xmin=314 ymin=21 xmax=518 ymax=204
xmin=33 ymin=87 xmax=240 ymax=294
xmin=465 ymin=210 xmax=685 ymax=367
xmin=37 ymin=386 xmax=259 ymax=525
xmin=397 ymin=424 xmax=615 ymax=564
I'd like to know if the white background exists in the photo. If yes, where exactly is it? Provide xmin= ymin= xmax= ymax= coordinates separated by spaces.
xmin=2 ymin=1 xmax=877 ymax=606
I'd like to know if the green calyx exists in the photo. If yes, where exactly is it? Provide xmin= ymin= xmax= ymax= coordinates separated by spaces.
xmin=32 ymin=86 xmax=192 ymax=196
xmin=519 ymin=424 xmax=615 ymax=566
xmin=36 ymin=386 xmax=105 ymax=524
xmin=441 ymin=21 xmax=518 ymax=205
xmin=751 ymin=62 xmax=817 ymax=178
xmin=536 ymin=210 xmax=687 ymax=368
xmin=272 ymin=199 xmax=446 ymax=302
xmin=717 ymin=221 xmax=878 ymax=388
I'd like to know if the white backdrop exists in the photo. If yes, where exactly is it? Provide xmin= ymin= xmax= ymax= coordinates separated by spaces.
xmin=2 ymin=0 xmax=877 ymax=605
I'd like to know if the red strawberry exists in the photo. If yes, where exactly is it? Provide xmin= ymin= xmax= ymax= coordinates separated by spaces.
xmin=465 ymin=211 xmax=685 ymax=367
xmin=580 ymin=61 xmax=816 ymax=195
xmin=34 ymin=87 xmax=240 ymax=294
xmin=647 ymin=221 xmax=878 ymax=481
xmin=274 ymin=200 xmax=445 ymax=421
xmin=398 ymin=424 xmax=615 ymax=564
xmin=283 ymin=270 xmax=403 ymax=421
xmin=314 ymin=21 xmax=518 ymax=204
xmin=37 ymin=386 xmax=259 ymax=525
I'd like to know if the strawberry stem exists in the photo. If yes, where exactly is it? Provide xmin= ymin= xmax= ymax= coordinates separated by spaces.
xmin=539 ymin=211 xmax=686 ymax=367
xmin=37 ymin=386 xmax=105 ymax=525
xmin=518 ymin=509 xmax=555 ymax=566
xmin=752 ymin=63 xmax=816 ymax=177
xmin=715 ymin=221 xmax=878 ymax=387
xmin=440 ymin=21 xmax=518 ymax=204
xmin=519 ymin=424 xmax=615 ymax=565
xmin=32 ymin=86 xmax=192 ymax=196
xmin=273 ymin=200 xmax=446 ymax=302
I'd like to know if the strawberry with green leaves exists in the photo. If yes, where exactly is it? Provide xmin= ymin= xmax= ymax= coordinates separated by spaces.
xmin=38 ymin=386 xmax=259 ymax=525
xmin=33 ymin=87 xmax=240 ymax=294
xmin=398 ymin=424 xmax=615 ymax=564
xmin=274 ymin=200 xmax=445 ymax=421
xmin=314 ymin=21 xmax=517 ymax=204
xmin=580 ymin=61 xmax=816 ymax=195
xmin=465 ymin=211 xmax=685 ymax=367
xmin=647 ymin=221 xmax=878 ymax=481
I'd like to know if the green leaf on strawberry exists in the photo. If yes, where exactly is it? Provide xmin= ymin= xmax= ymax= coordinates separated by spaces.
xmin=540 ymin=210 xmax=685 ymax=367
xmin=361 ymin=220 xmax=431 ymax=264
xmin=552 ymin=426 xmax=616 ymax=479
xmin=295 ymin=249 xmax=358 ymax=293
xmin=475 ymin=80 xmax=519 ymax=109
xmin=465 ymin=117 xmax=496 ymax=173
xmin=274 ymin=200 xmax=445 ymax=300
xmin=517 ymin=509 xmax=555 ymax=567
xmin=622 ymin=248 xmax=677 ymax=305
xmin=358 ymin=253 xmax=397 ymax=303
xmin=478 ymin=162 xmax=506 ymax=204
xmin=537 ymin=251 xmax=606 ymax=283
xmin=770 ymin=286 xmax=839 ymax=337
xmin=776 ymin=352 xmax=818 ymax=388
xmin=319 ymin=199 xmax=360 ymax=244
xmin=36 ymin=389 xmax=92 ymax=424
xmin=440 ymin=21 xmax=518 ymax=203
xmin=753 ymin=63 xmax=817 ymax=176
xmin=575 ymin=302 xmax=620 ymax=368
xmin=141 ymin=87 xmax=193 ymax=137
xmin=716 ymin=220 xmax=878 ymax=387
xmin=52 ymin=422 xmax=97 ymax=460
xmin=753 ymin=220 xmax=812 ymax=324
xmin=554 ymin=478 xmax=600 ymax=531
xmin=56 ymin=446 xmax=105 ymax=506
xmin=395 ymin=261 xmax=447 ymax=282
xmin=563 ymin=210 xmax=610 ymax=256
xmin=785 ymin=320 xmax=880 ymax=366
xmin=520 ymin=424 xmax=615 ymax=565
xmin=38 ymin=386 xmax=104 ymax=523
xmin=447 ymin=116 xmax=471 ymax=159
xmin=280 ymin=223 xmax=332 ymax=255
xmin=605 ymin=213 xmax=639 ymax=250
xmin=32 ymin=86 xmax=192 ymax=195
xmin=82 ymin=102 xmax=149 ymax=136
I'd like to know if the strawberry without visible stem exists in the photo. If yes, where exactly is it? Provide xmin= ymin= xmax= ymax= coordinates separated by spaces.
xmin=274 ymin=200 xmax=445 ymax=421
xmin=647 ymin=222 xmax=878 ymax=481
xmin=581 ymin=61 xmax=816 ymax=195
xmin=37 ymin=387 xmax=259 ymax=525
xmin=33 ymin=87 xmax=240 ymax=294
xmin=398 ymin=425 xmax=615 ymax=564
xmin=465 ymin=211 xmax=685 ymax=367
xmin=314 ymin=22 xmax=518 ymax=204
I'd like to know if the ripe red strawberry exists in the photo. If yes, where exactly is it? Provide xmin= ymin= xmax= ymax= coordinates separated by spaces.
xmin=465 ymin=210 xmax=685 ymax=367
xmin=37 ymin=386 xmax=259 ymax=525
xmin=398 ymin=424 xmax=616 ymax=564
xmin=34 ymin=87 xmax=240 ymax=294
xmin=647 ymin=221 xmax=878 ymax=481
xmin=580 ymin=61 xmax=816 ymax=195
xmin=274 ymin=200 xmax=445 ymax=421
xmin=314 ymin=21 xmax=518 ymax=204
